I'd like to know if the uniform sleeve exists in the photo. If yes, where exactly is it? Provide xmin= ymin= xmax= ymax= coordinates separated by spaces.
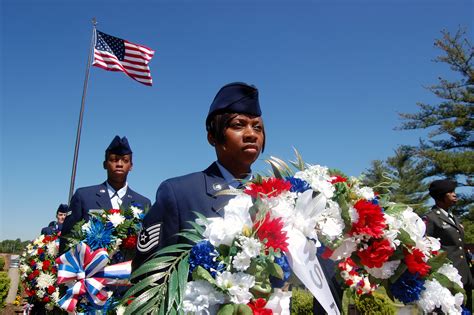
xmin=132 ymin=180 xmax=179 ymax=271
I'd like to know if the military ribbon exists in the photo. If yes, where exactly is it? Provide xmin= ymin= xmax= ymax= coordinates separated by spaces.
xmin=55 ymin=242 xmax=131 ymax=312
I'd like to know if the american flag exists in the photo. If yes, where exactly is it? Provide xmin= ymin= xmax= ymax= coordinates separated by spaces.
xmin=93 ymin=30 xmax=155 ymax=86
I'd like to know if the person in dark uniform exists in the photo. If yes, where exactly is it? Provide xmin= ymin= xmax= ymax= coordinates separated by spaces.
xmin=61 ymin=136 xmax=151 ymax=251
xmin=423 ymin=179 xmax=472 ymax=311
xmin=40 ymin=203 xmax=68 ymax=235
xmin=133 ymin=82 xmax=265 ymax=268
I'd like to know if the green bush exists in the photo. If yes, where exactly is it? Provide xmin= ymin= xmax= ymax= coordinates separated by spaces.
xmin=0 ymin=256 xmax=5 ymax=271
xmin=291 ymin=288 xmax=313 ymax=315
xmin=354 ymin=291 xmax=396 ymax=315
xmin=0 ymin=272 xmax=10 ymax=308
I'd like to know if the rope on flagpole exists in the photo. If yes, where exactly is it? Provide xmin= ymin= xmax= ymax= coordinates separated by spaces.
xmin=68 ymin=18 xmax=97 ymax=204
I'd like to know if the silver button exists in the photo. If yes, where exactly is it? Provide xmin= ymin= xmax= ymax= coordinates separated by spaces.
xmin=212 ymin=183 xmax=222 ymax=191
xmin=460 ymin=255 xmax=464 ymax=259
xmin=459 ymin=246 xmax=463 ymax=250
xmin=436 ymin=210 xmax=441 ymax=214
xmin=459 ymin=238 xmax=462 ymax=241
xmin=442 ymin=222 xmax=446 ymax=225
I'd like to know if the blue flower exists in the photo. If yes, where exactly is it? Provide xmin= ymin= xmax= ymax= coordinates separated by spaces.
xmin=188 ymin=241 xmax=223 ymax=277
xmin=390 ymin=271 xmax=425 ymax=304
xmin=286 ymin=177 xmax=311 ymax=193
xmin=271 ymin=254 xmax=291 ymax=288
xmin=84 ymin=217 xmax=115 ymax=250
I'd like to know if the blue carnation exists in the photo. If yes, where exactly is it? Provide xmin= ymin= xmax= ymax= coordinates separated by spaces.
xmin=390 ymin=271 xmax=425 ymax=304
xmin=188 ymin=240 xmax=223 ymax=277
xmin=286 ymin=177 xmax=311 ymax=193
xmin=84 ymin=217 xmax=115 ymax=250
xmin=270 ymin=254 xmax=291 ymax=288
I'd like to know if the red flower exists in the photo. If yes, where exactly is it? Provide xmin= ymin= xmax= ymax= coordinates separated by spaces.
xmin=330 ymin=175 xmax=347 ymax=184
xmin=321 ymin=247 xmax=334 ymax=260
xmin=357 ymin=239 xmax=394 ymax=268
xmin=350 ymin=200 xmax=386 ymax=238
xmin=25 ymin=288 xmax=35 ymax=297
xmin=43 ymin=235 xmax=52 ymax=243
xmin=109 ymin=209 xmax=121 ymax=214
xmin=254 ymin=213 xmax=288 ymax=253
xmin=122 ymin=235 xmax=138 ymax=249
xmin=404 ymin=248 xmax=431 ymax=277
xmin=43 ymin=296 xmax=50 ymax=303
xmin=37 ymin=248 xmax=44 ymax=255
xmin=245 ymin=178 xmax=291 ymax=198
xmin=247 ymin=298 xmax=273 ymax=315
xmin=29 ymin=259 xmax=36 ymax=267
xmin=47 ymin=286 xmax=56 ymax=295
xmin=42 ymin=260 xmax=51 ymax=271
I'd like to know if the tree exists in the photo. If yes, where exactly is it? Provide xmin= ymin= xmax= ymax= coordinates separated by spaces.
xmin=399 ymin=28 xmax=474 ymax=215
xmin=363 ymin=146 xmax=430 ymax=215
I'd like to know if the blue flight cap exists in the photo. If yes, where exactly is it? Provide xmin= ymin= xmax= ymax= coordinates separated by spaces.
xmin=106 ymin=136 xmax=133 ymax=156
xmin=57 ymin=204 xmax=69 ymax=214
xmin=206 ymin=82 xmax=261 ymax=130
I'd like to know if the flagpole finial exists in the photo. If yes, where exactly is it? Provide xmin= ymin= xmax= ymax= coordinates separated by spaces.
xmin=92 ymin=17 xmax=97 ymax=27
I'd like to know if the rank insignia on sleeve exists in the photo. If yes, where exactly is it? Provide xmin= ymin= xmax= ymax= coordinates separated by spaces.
xmin=137 ymin=223 xmax=161 ymax=253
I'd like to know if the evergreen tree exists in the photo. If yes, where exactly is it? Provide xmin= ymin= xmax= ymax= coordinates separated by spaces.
xmin=363 ymin=146 xmax=430 ymax=215
xmin=399 ymin=28 xmax=474 ymax=215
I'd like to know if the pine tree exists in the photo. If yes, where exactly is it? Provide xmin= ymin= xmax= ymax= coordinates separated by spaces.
xmin=399 ymin=28 xmax=474 ymax=215
xmin=363 ymin=146 xmax=430 ymax=215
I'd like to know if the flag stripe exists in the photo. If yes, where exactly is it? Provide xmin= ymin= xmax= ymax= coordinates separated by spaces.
xmin=93 ymin=30 xmax=154 ymax=86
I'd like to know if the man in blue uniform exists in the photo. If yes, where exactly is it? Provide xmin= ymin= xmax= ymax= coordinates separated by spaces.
xmin=40 ymin=203 xmax=68 ymax=235
xmin=423 ymin=179 xmax=472 ymax=312
xmin=61 ymin=136 xmax=151 ymax=250
xmin=133 ymin=82 xmax=265 ymax=268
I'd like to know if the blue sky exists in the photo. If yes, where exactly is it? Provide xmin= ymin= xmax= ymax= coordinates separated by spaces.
xmin=1 ymin=0 xmax=472 ymax=241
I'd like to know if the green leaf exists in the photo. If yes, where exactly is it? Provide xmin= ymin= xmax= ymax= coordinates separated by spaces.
xmin=175 ymin=231 xmax=202 ymax=243
xmin=131 ymin=256 xmax=176 ymax=279
xmin=167 ymin=270 xmax=179 ymax=312
xmin=177 ymin=254 xmax=190 ymax=303
xmin=124 ymin=285 xmax=163 ymax=315
xmin=397 ymin=229 xmax=416 ymax=247
xmin=389 ymin=262 xmax=407 ymax=284
xmin=217 ymin=304 xmax=235 ymax=315
xmin=384 ymin=203 xmax=409 ymax=215
xmin=154 ymin=244 xmax=193 ymax=256
xmin=268 ymin=262 xmax=284 ymax=279
xmin=427 ymin=251 xmax=448 ymax=273
xmin=429 ymin=272 xmax=466 ymax=296
xmin=192 ymin=266 xmax=216 ymax=285
xmin=187 ymin=221 xmax=205 ymax=235
xmin=234 ymin=304 xmax=254 ymax=315
xmin=124 ymin=272 xmax=166 ymax=300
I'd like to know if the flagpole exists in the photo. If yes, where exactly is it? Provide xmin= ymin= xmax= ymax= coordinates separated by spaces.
xmin=68 ymin=18 xmax=97 ymax=203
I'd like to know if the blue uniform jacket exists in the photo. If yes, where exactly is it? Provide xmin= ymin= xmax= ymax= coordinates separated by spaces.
xmin=61 ymin=182 xmax=151 ymax=246
xmin=133 ymin=162 xmax=234 ymax=269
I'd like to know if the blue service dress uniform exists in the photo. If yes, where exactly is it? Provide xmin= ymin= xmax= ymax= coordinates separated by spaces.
xmin=61 ymin=182 xmax=151 ymax=246
xmin=423 ymin=205 xmax=473 ymax=310
xmin=133 ymin=162 xmax=234 ymax=269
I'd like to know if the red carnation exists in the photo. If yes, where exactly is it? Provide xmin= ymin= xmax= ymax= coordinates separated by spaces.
xmin=350 ymin=200 xmax=386 ymax=238
xmin=37 ymin=248 xmax=44 ymax=255
xmin=321 ymin=247 xmax=334 ymax=260
xmin=404 ymin=248 xmax=431 ymax=277
xmin=42 ymin=260 xmax=51 ymax=271
xmin=254 ymin=213 xmax=288 ymax=253
xmin=245 ymin=178 xmax=291 ymax=199
xmin=25 ymin=288 xmax=35 ymax=297
xmin=122 ymin=235 xmax=138 ymax=249
xmin=109 ymin=209 xmax=121 ymax=214
xmin=43 ymin=235 xmax=51 ymax=243
xmin=330 ymin=175 xmax=347 ymax=184
xmin=29 ymin=259 xmax=36 ymax=267
xmin=247 ymin=298 xmax=273 ymax=315
xmin=47 ymin=286 xmax=56 ymax=295
xmin=357 ymin=239 xmax=394 ymax=268
xmin=43 ymin=296 xmax=50 ymax=303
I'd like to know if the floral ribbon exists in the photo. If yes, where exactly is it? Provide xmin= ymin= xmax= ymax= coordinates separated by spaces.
xmin=55 ymin=242 xmax=131 ymax=312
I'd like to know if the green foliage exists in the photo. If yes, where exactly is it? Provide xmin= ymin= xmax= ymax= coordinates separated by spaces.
xmin=354 ymin=291 xmax=396 ymax=315
xmin=0 ymin=239 xmax=30 ymax=254
xmin=398 ymin=27 xmax=473 ymax=215
xmin=0 ymin=272 xmax=10 ymax=308
xmin=290 ymin=288 xmax=314 ymax=315
xmin=0 ymin=256 xmax=5 ymax=271
xmin=462 ymin=206 xmax=474 ymax=243
xmin=362 ymin=146 xmax=430 ymax=215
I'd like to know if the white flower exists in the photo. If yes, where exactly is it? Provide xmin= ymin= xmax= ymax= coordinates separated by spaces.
xmin=237 ymin=236 xmax=262 ymax=258
xmin=265 ymin=192 xmax=296 ymax=222
xmin=203 ymin=194 xmax=253 ymax=246
xmin=216 ymin=271 xmax=255 ymax=304
xmin=315 ymin=199 xmax=344 ymax=241
xmin=36 ymin=261 xmax=43 ymax=270
xmin=266 ymin=288 xmax=292 ymax=315
xmin=36 ymin=289 xmax=45 ymax=298
xmin=365 ymin=260 xmax=400 ymax=279
xmin=294 ymin=165 xmax=335 ymax=199
xmin=348 ymin=206 xmax=359 ymax=224
xmin=51 ymin=290 xmax=60 ymax=303
xmin=438 ymin=264 xmax=463 ymax=287
xmin=354 ymin=186 xmax=375 ymax=200
xmin=82 ymin=220 xmax=91 ymax=232
xmin=232 ymin=252 xmax=251 ymax=271
xmin=130 ymin=205 xmax=143 ymax=219
xmin=330 ymin=238 xmax=358 ymax=260
xmin=36 ymin=272 xmax=55 ymax=289
xmin=46 ymin=241 xmax=58 ymax=257
xmin=108 ymin=212 xmax=125 ymax=227
xmin=417 ymin=279 xmax=463 ymax=314
xmin=116 ymin=305 xmax=126 ymax=315
xmin=182 ymin=280 xmax=225 ymax=315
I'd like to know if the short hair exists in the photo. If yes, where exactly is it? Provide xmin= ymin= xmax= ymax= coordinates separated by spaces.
xmin=207 ymin=112 xmax=266 ymax=152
